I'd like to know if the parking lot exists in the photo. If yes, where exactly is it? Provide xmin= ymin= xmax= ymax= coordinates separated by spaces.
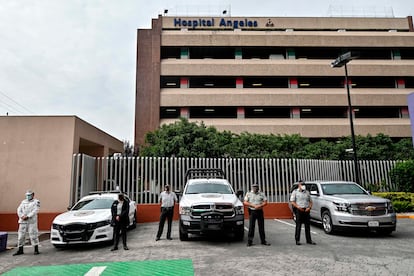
xmin=1 ymin=218 xmax=414 ymax=275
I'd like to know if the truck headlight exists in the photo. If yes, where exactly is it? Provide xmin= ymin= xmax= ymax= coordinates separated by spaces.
xmin=334 ymin=202 xmax=350 ymax=212
xmin=386 ymin=202 xmax=395 ymax=213
xmin=179 ymin=206 xmax=192 ymax=215
xmin=235 ymin=206 xmax=244 ymax=215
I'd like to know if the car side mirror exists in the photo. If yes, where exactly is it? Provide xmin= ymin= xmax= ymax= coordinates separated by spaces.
xmin=175 ymin=190 xmax=182 ymax=202
xmin=236 ymin=190 xmax=244 ymax=200
xmin=310 ymin=191 xmax=319 ymax=196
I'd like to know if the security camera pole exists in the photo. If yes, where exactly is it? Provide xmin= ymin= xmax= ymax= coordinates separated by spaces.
xmin=331 ymin=52 xmax=360 ymax=184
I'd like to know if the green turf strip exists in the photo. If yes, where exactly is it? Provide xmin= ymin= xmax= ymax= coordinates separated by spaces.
xmin=3 ymin=259 xmax=194 ymax=276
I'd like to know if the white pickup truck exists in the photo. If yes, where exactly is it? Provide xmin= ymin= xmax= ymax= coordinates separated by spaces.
xmin=178 ymin=168 xmax=245 ymax=241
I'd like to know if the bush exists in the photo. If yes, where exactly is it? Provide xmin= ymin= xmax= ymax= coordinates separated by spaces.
xmin=373 ymin=192 xmax=414 ymax=213
xmin=392 ymin=201 xmax=414 ymax=213
xmin=389 ymin=160 xmax=414 ymax=192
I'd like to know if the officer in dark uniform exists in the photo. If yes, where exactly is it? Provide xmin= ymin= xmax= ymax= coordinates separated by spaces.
xmin=110 ymin=193 xmax=130 ymax=251
xmin=244 ymin=183 xmax=271 ymax=247
xmin=290 ymin=180 xmax=316 ymax=245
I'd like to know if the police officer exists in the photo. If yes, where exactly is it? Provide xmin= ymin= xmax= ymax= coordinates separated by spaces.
xmin=244 ymin=183 xmax=270 ymax=247
xmin=156 ymin=184 xmax=178 ymax=241
xmin=110 ymin=193 xmax=130 ymax=251
xmin=290 ymin=180 xmax=316 ymax=245
xmin=13 ymin=190 xmax=40 ymax=256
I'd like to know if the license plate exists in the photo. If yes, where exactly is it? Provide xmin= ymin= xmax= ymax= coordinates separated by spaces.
xmin=368 ymin=221 xmax=379 ymax=227
xmin=208 ymin=224 xmax=221 ymax=230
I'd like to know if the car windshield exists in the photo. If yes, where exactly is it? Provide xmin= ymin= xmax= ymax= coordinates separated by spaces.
xmin=185 ymin=182 xmax=233 ymax=194
xmin=71 ymin=198 xmax=115 ymax=211
xmin=321 ymin=183 xmax=367 ymax=195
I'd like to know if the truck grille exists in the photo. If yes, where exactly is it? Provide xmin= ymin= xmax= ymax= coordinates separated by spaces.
xmin=350 ymin=203 xmax=387 ymax=216
xmin=191 ymin=203 xmax=235 ymax=217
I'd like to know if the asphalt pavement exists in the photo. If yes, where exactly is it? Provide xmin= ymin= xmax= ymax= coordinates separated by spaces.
xmin=1 ymin=215 xmax=414 ymax=275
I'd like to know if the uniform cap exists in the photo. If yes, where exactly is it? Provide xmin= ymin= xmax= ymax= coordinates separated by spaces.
xmin=25 ymin=190 xmax=34 ymax=195
xmin=252 ymin=183 xmax=259 ymax=187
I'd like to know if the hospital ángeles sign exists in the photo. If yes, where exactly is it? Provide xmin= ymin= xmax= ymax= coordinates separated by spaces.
xmin=173 ymin=17 xmax=260 ymax=29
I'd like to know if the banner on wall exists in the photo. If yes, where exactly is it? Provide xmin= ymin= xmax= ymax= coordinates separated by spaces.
xmin=407 ymin=93 xmax=414 ymax=148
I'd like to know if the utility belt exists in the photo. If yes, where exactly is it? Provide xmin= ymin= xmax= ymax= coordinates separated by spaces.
xmin=161 ymin=206 xmax=174 ymax=210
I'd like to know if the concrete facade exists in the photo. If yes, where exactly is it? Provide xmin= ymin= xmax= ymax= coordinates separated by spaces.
xmin=135 ymin=15 xmax=414 ymax=148
xmin=0 ymin=116 xmax=123 ymax=230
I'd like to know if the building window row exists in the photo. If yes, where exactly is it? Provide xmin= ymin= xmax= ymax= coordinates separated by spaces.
xmin=161 ymin=76 xmax=414 ymax=89
xmin=160 ymin=106 xmax=406 ymax=119
xmin=161 ymin=46 xmax=414 ymax=60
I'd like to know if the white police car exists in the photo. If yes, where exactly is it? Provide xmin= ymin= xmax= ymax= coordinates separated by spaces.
xmin=50 ymin=191 xmax=136 ymax=247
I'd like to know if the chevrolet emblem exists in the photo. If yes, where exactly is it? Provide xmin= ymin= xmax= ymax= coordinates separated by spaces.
xmin=365 ymin=206 xmax=376 ymax=212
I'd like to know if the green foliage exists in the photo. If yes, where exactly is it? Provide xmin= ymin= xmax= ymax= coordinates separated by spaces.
xmin=141 ymin=118 xmax=228 ymax=157
xmin=140 ymin=118 xmax=414 ymax=161
xmin=389 ymin=160 xmax=414 ymax=192
xmin=373 ymin=192 xmax=414 ymax=212
xmin=392 ymin=201 xmax=413 ymax=213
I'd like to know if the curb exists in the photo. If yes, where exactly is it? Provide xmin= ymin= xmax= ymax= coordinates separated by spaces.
xmin=397 ymin=214 xmax=414 ymax=219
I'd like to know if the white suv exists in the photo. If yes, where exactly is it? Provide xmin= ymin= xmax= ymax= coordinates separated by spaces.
xmin=290 ymin=181 xmax=396 ymax=235
xmin=179 ymin=169 xmax=245 ymax=241
xmin=50 ymin=191 xmax=136 ymax=247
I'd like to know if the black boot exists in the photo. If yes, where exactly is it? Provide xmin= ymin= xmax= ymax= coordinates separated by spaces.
xmin=13 ymin=246 xmax=24 ymax=256
xmin=34 ymin=245 xmax=40 ymax=255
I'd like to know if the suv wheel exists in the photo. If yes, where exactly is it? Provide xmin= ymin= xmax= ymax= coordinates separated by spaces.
xmin=378 ymin=228 xmax=393 ymax=236
xmin=322 ymin=210 xmax=335 ymax=234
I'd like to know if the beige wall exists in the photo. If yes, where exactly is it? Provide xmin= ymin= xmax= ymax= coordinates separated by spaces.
xmin=160 ymin=118 xmax=411 ymax=138
xmin=161 ymin=16 xmax=411 ymax=31
xmin=161 ymin=88 xmax=413 ymax=107
xmin=160 ymin=59 xmax=414 ymax=77
xmin=0 ymin=116 xmax=123 ymax=214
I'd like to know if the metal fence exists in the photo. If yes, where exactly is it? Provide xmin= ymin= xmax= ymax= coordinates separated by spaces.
xmin=70 ymin=154 xmax=400 ymax=206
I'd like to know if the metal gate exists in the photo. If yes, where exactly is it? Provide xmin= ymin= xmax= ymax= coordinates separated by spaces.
xmin=70 ymin=154 xmax=400 ymax=205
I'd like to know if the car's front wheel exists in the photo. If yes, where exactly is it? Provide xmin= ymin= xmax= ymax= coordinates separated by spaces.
xmin=322 ymin=210 xmax=335 ymax=234
xmin=131 ymin=211 xmax=137 ymax=229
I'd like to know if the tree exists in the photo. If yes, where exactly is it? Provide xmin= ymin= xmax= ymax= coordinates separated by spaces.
xmin=139 ymin=118 xmax=414 ymax=160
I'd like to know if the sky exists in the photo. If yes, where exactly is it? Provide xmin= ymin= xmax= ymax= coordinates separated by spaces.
xmin=0 ymin=0 xmax=413 ymax=143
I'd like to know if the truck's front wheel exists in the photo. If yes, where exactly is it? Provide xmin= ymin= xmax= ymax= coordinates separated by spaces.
xmin=179 ymin=221 xmax=189 ymax=241
xmin=234 ymin=225 xmax=244 ymax=241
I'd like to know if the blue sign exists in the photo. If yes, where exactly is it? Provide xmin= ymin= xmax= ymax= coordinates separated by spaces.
xmin=407 ymin=93 xmax=414 ymax=148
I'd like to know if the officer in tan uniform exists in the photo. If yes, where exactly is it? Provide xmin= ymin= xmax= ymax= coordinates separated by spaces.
xmin=290 ymin=180 xmax=316 ymax=245
xmin=244 ymin=183 xmax=271 ymax=247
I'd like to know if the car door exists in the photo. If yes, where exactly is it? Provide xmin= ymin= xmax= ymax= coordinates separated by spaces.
xmin=309 ymin=183 xmax=321 ymax=220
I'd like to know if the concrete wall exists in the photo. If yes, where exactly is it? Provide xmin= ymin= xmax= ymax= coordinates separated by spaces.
xmin=0 ymin=116 xmax=123 ymax=231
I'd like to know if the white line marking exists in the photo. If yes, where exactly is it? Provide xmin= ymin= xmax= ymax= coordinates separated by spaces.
xmin=273 ymin=219 xmax=318 ymax=234
xmin=85 ymin=266 xmax=107 ymax=276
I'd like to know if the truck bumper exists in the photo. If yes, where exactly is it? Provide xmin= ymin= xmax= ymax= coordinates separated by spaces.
xmin=180 ymin=213 xmax=244 ymax=234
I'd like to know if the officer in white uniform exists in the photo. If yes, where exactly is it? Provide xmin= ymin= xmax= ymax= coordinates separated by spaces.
xmin=13 ymin=190 xmax=40 ymax=256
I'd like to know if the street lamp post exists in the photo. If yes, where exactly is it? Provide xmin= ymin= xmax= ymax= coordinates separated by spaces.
xmin=331 ymin=52 xmax=360 ymax=184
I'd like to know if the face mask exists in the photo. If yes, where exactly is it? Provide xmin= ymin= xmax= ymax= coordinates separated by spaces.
xmin=26 ymin=195 xmax=33 ymax=200
xmin=300 ymin=185 xmax=306 ymax=191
